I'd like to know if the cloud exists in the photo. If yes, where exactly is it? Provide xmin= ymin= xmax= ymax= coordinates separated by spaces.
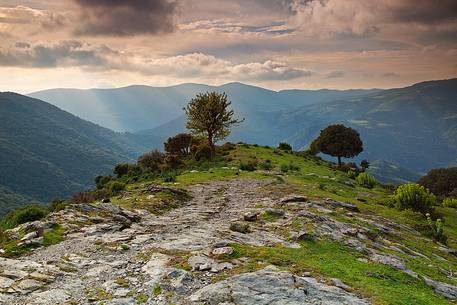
xmin=325 ymin=70 xmax=345 ymax=78
xmin=124 ymin=52 xmax=311 ymax=81
xmin=73 ymin=0 xmax=177 ymax=36
xmin=288 ymin=0 xmax=457 ymax=37
xmin=0 ymin=41 xmax=310 ymax=82
xmin=383 ymin=72 xmax=399 ymax=77
xmin=0 ymin=41 xmax=114 ymax=67
xmin=0 ymin=6 xmax=69 ymax=31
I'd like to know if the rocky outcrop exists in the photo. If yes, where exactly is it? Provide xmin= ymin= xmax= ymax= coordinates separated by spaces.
xmin=190 ymin=266 xmax=369 ymax=305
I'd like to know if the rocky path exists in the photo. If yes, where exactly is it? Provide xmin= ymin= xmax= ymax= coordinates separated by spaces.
xmin=1 ymin=178 xmax=456 ymax=304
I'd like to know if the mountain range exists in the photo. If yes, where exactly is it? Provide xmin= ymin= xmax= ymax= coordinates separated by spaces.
xmin=0 ymin=78 xmax=455 ymax=215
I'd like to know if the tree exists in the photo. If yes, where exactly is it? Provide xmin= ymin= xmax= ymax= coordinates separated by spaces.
xmin=418 ymin=167 xmax=457 ymax=198
xmin=164 ymin=133 xmax=193 ymax=156
xmin=184 ymin=92 xmax=243 ymax=158
xmin=312 ymin=124 xmax=363 ymax=166
xmin=137 ymin=150 xmax=165 ymax=172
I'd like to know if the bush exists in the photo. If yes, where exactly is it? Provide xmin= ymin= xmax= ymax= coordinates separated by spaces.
xmin=393 ymin=183 xmax=436 ymax=214
xmin=259 ymin=160 xmax=272 ymax=170
xmin=194 ymin=143 xmax=212 ymax=161
xmin=165 ymin=154 xmax=183 ymax=169
xmin=278 ymin=142 xmax=292 ymax=151
xmin=164 ymin=133 xmax=193 ymax=156
xmin=356 ymin=172 xmax=377 ymax=188
xmin=138 ymin=150 xmax=165 ymax=172
xmin=240 ymin=160 xmax=258 ymax=171
xmin=280 ymin=163 xmax=299 ymax=173
xmin=114 ymin=163 xmax=129 ymax=177
xmin=71 ymin=189 xmax=108 ymax=204
xmin=1 ymin=204 xmax=49 ymax=229
xmin=347 ymin=169 xmax=357 ymax=179
xmin=425 ymin=213 xmax=447 ymax=244
xmin=442 ymin=197 xmax=457 ymax=208
xmin=95 ymin=175 xmax=112 ymax=189
xmin=418 ymin=167 xmax=457 ymax=197
xmin=107 ymin=181 xmax=126 ymax=195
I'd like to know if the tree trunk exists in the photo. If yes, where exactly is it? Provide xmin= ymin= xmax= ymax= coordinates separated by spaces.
xmin=338 ymin=156 xmax=342 ymax=166
xmin=207 ymin=134 xmax=215 ymax=160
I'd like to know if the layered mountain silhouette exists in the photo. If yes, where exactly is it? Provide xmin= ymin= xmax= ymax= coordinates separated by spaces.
xmin=1 ymin=79 xmax=455 ymax=213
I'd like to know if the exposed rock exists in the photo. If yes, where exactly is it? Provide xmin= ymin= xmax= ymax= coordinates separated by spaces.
xmin=280 ymin=195 xmax=307 ymax=203
xmin=265 ymin=208 xmax=285 ymax=217
xmin=230 ymin=222 xmax=250 ymax=234
xmin=211 ymin=247 xmax=234 ymax=258
xmin=291 ymin=231 xmax=316 ymax=242
xmin=325 ymin=199 xmax=360 ymax=212
xmin=424 ymin=277 xmax=457 ymax=300
xmin=331 ymin=278 xmax=352 ymax=292
xmin=243 ymin=211 xmax=258 ymax=222
xmin=190 ymin=267 xmax=369 ymax=305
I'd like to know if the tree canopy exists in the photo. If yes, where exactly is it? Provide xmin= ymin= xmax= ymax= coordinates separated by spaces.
xmin=312 ymin=124 xmax=363 ymax=165
xmin=184 ymin=92 xmax=243 ymax=158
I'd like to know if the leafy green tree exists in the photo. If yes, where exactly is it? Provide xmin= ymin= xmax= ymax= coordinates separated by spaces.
xmin=312 ymin=124 xmax=363 ymax=166
xmin=164 ymin=133 xmax=193 ymax=156
xmin=184 ymin=92 xmax=243 ymax=158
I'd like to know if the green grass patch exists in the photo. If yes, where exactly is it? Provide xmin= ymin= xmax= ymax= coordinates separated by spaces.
xmin=229 ymin=241 xmax=451 ymax=305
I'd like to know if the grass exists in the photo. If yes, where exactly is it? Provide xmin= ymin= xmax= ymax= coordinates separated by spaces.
xmin=229 ymin=241 xmax=451 ymax=305
xmin=0 ymin=223 xmax=65 ymax=257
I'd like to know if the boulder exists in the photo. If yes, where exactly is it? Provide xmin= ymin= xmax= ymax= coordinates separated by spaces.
xmin=211 ymin=247 xmax=234 ymax=258
xmin=190 ymin=267 xmax=369 ymax=305
xmin=265 ymin=208 xmax=285 ymax=217
xmin=230 ymin=222 xmax=250 ymax=234
xmin=243 ymin=212 xmax=258 ymax=222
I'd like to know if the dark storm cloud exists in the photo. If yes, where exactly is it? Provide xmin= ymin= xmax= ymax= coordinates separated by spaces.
xmin=0 ymin=41 xmax=112 ymax=67
xmin=390 ymin=0 xmax=457 ymax=24
xmin=73 ymin=0 xmax=177 ymax=36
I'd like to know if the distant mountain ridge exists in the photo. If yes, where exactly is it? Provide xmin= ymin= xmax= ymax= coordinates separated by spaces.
xmin=30 ymin=83 xmax=379 ymax=132
xmin=0 ymin=92 xmax=160 ymax=215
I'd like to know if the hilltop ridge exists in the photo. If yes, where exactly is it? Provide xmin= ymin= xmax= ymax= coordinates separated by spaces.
xmin=1 ymin=144 xmax=457 ymax=304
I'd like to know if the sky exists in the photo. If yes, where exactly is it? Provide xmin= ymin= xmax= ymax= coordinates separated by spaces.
xmin=0 ymin=0 xmax=456 ymax=93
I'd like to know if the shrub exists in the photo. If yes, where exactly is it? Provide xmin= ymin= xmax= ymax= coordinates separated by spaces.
xmin=393 ymin=183 xmax=436 ymax=214
xmin=71 ymin=189 xmax=108 ymax=204
xmin=356 ymin=172 xmax=377 ymax=188
xmin=113 ymin=163 xmax=129 ymax=177
xmin=259 ymin=160 xmax=272 ymax=170
xmin=164 ymin=133 xmax=193 ymax=156
xmin=360 ymin=160 xmax=370 ymax=171
xmin=240 ymin=160 xmax=258 ymax=171
xmin=194 ymin=143 xmax=212 ymax=161
xmin=138 ymin=150 xmax=165 ymax=172
xmin=442 ymin=197 xmax=457 ymax=208
xmin=50 ymin=198 xmax=68 ymax=212
xmin=107 ymin=181 xmax=126 ymax=195
xmin=280 ymin=163 xmax=299 ymax=173
xmin=95 ymin=175 xmax=112 ymax=189
xmin=278 ymin=142 xmax=292 ymax=151
xmin=164 ymin=154 xmax=183 ymax=169
xmin=425 ymin=213 xmax=447 ymax=244
xmin=1 ymin=204 xmax=49 ymax=229
xmin=418 ymin=167 xmax=457 ymax=197
xmin=347 ymin=169 xmax=357 ymax=179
